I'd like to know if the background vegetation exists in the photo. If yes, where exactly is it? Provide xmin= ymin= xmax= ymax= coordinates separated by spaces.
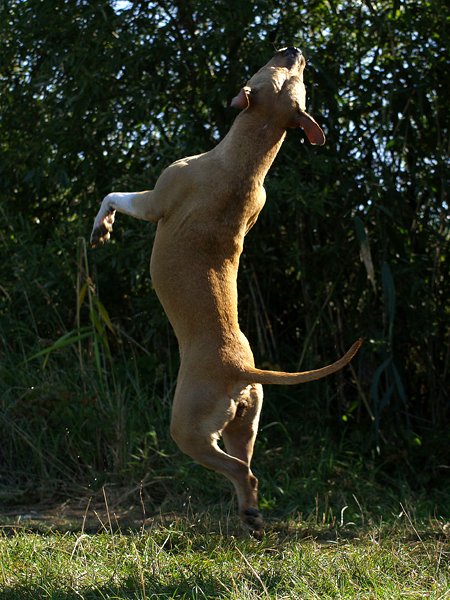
xmin=0 ymin=0 xmax=448 ymax=520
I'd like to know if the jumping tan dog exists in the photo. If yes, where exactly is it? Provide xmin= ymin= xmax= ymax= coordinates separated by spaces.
xmin=91 ymin=47 xmax=362 ymax=534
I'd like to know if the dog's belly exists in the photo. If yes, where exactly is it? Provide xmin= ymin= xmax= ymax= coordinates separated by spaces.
xmin=151 ymin=255 xmax=255 ymax=376
xmin=150 ymin=226 xmax=242 ymax=345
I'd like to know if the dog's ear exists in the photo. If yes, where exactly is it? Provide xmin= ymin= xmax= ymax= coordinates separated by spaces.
xmin=230 ymin=86 xmax=251 ymax=110
xmin=293 ymin=110 xmax=326 ymax=146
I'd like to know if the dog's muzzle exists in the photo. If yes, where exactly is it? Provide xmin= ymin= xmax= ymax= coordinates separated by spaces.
xmin=283 ymin=46 xmax=302 ymax=58
xmin=280 ymin=46 xmax=303 ymax=68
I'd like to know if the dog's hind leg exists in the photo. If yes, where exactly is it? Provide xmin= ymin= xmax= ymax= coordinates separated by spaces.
xmin=170 ymin=382 xmax=264 ymax=534
xmin=222 ymin=384 xmax=263 ymax=463
xmin=222 ymin=383 xmax=264 ymax=530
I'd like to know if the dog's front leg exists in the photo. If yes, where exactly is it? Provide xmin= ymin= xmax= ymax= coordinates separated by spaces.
xmin=90 ymin=190 xmax=162 ymax=246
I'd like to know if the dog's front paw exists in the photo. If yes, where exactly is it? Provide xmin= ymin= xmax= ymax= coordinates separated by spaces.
xmin=90 ymin=200 xmax=116 ymax=247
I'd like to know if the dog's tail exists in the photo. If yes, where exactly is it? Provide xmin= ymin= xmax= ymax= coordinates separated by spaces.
xmin=238 ymin=338 xmax=363 ymax=385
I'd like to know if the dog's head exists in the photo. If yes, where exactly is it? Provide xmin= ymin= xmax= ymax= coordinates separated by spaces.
xmin=231 ymin=47 xmax=325 ymax=146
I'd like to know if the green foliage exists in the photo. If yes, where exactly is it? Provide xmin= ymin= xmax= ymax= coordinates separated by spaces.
xmin=0 ymin=0 xmax=449 ymax=503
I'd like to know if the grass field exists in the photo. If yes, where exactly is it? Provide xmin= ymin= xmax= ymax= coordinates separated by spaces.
xmin=1 ymin=495 xmax=449 ymax=599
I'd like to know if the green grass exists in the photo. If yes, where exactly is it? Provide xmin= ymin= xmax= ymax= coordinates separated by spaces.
xmin=1 ymin=506 xmax=449 ymax=599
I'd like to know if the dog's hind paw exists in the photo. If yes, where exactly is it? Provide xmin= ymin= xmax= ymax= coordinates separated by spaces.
xmin=242 ymin=508 xmax=264 ymax=537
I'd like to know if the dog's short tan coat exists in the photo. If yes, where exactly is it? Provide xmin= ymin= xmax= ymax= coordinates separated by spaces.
xmin=91 ymin=47 xmax=361 ymax=533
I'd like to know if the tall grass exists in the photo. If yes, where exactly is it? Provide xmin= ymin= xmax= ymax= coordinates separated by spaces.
xmin=0 ymin=228 xmax=172 ymax=504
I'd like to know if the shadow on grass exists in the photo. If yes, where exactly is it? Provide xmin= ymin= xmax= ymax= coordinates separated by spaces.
xmin=2 ymin=479 xmax=449 ymax=546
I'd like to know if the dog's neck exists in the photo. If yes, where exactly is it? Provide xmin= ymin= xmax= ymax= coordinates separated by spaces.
xmin=214 ymin=110 xmax=287 ymax=187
